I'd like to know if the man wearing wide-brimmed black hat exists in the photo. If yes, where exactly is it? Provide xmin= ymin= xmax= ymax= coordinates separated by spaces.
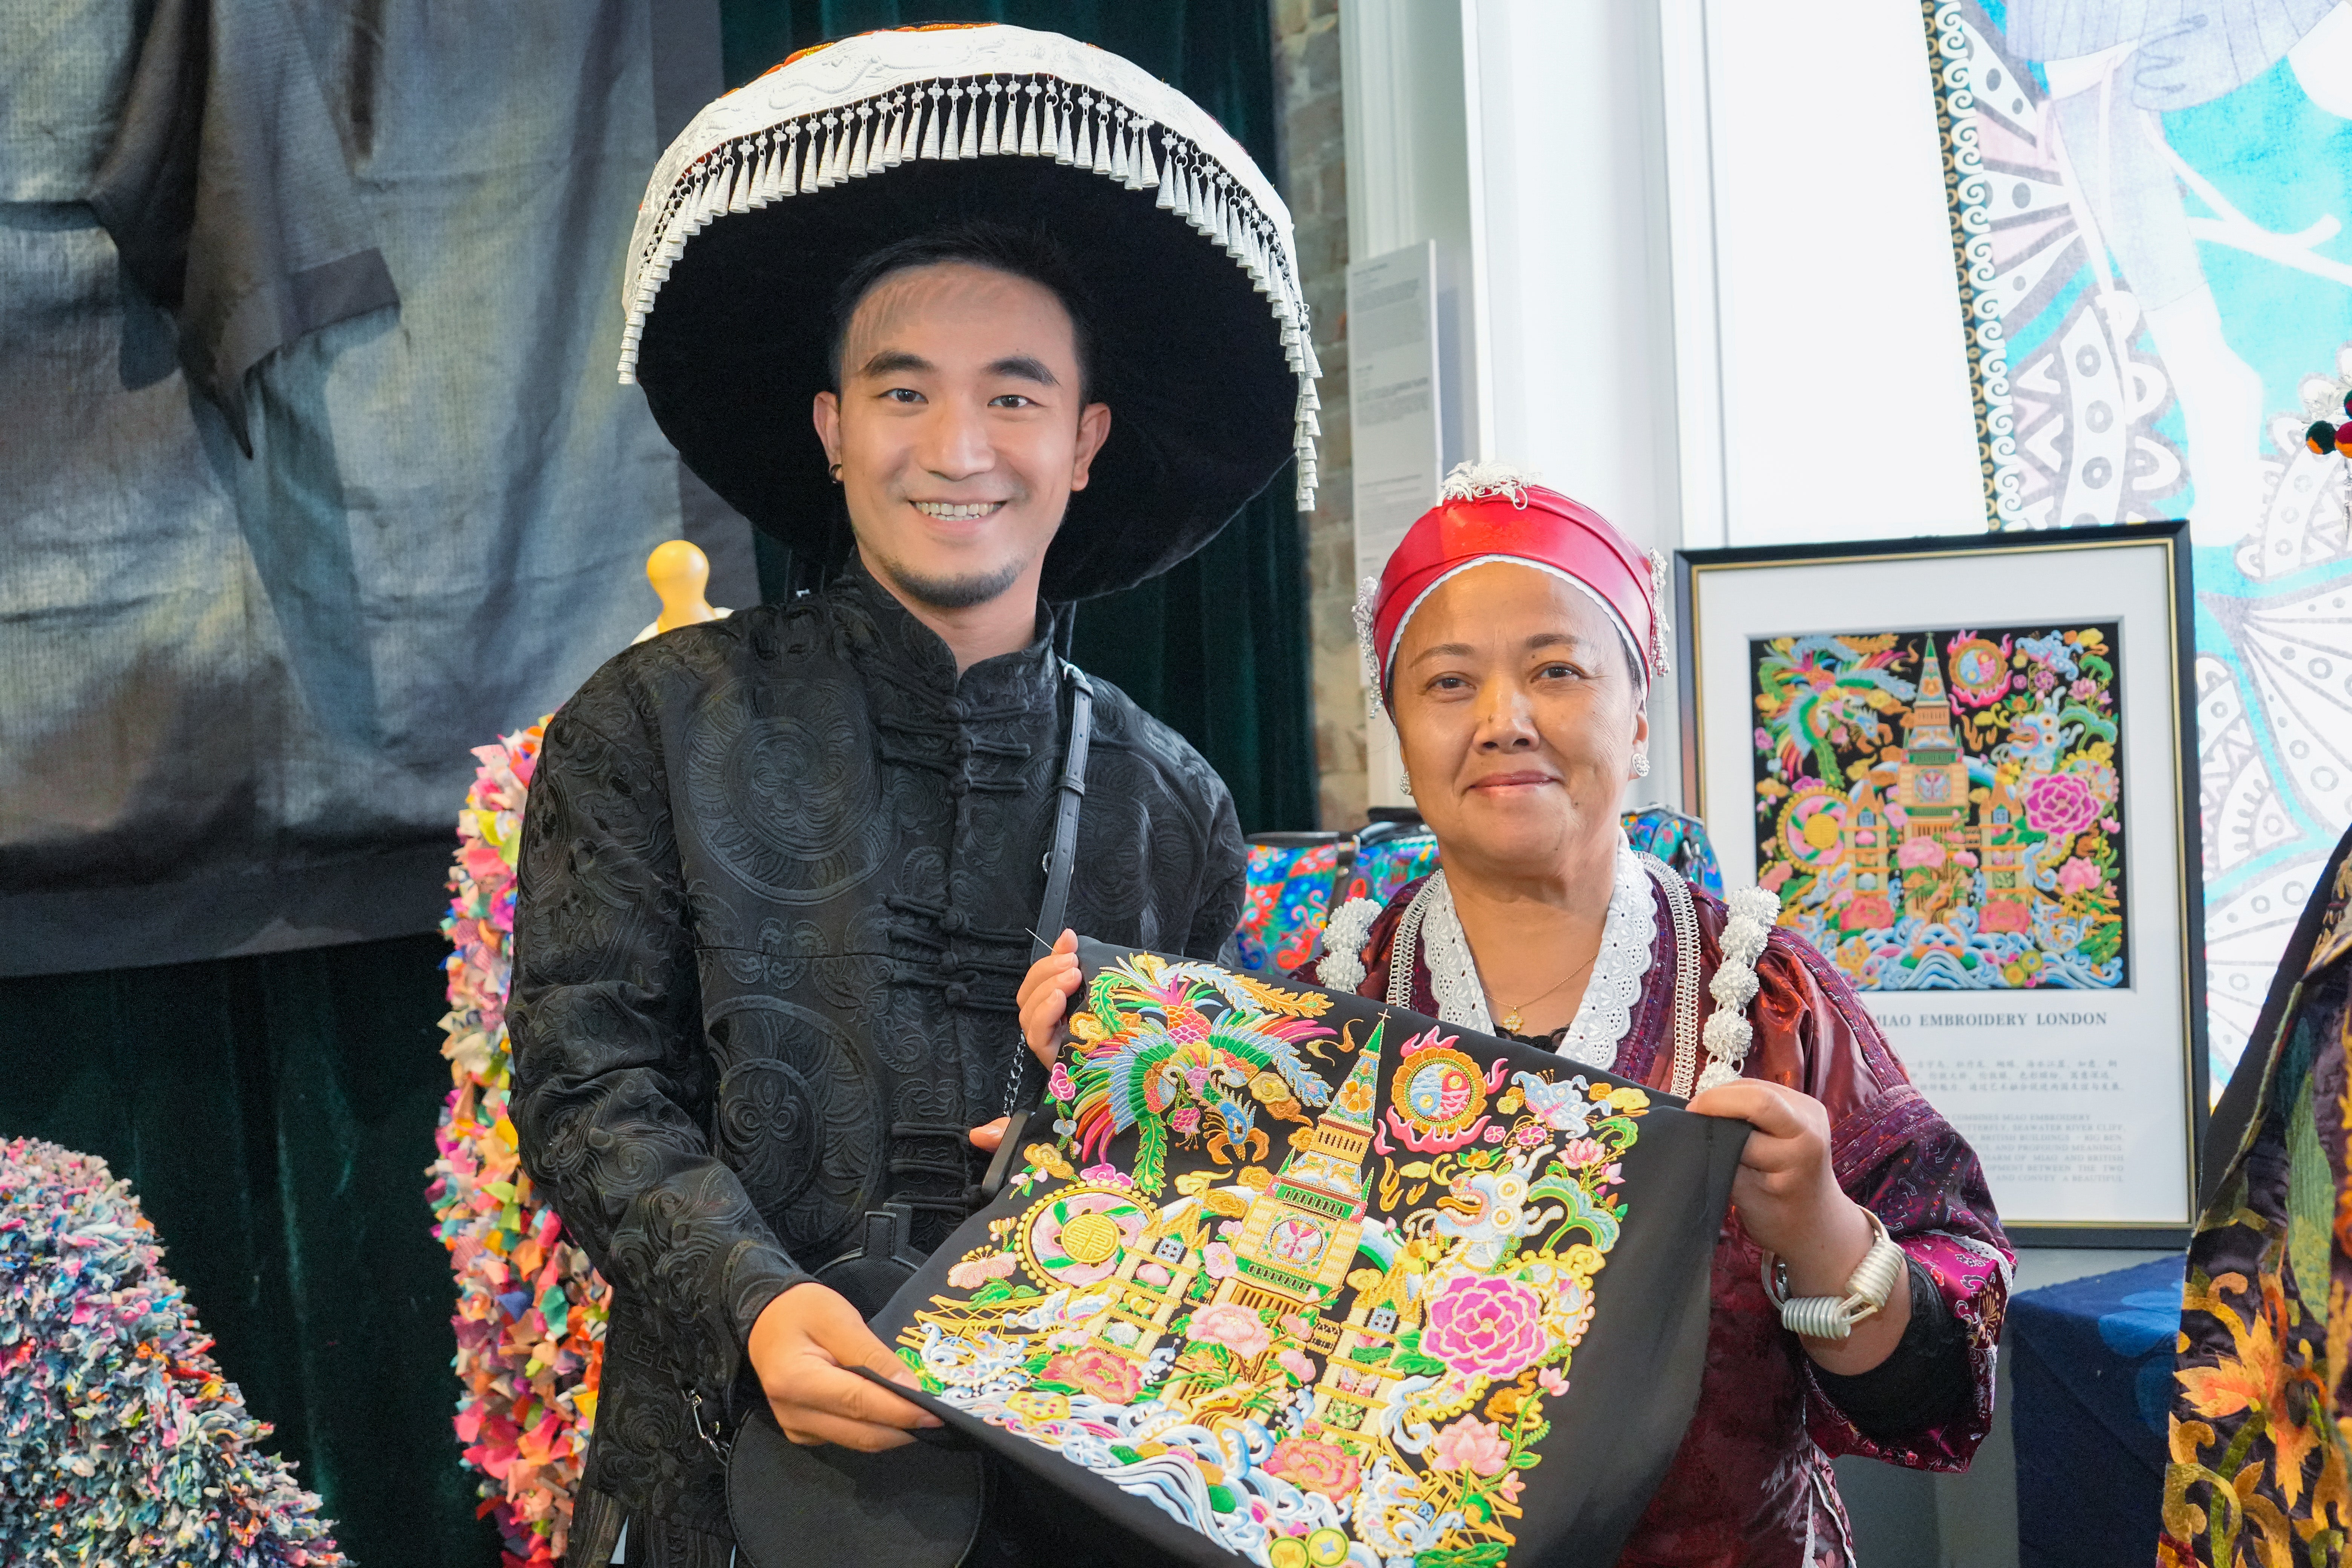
xmin=507 ymin=24 xmax=1318 ymax=1568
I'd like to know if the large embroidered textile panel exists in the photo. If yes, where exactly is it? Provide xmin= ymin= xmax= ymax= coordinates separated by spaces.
xmin=870 ymin=941 xmax=1744 ymax=1567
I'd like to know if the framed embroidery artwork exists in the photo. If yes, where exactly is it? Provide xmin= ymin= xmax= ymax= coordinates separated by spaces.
xmin=865 ymin=941 xmax=1744 ymax=1567
xmin=1747 ymin=619 xmax=2128 ymax=990
xmin=1678 ymin=523 xmax=2205 ymax=1244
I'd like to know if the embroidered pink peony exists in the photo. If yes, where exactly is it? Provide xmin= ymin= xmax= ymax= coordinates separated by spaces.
xmin=1186 ymin=1302 xmax=1272 ymax=1360
xmin=1896 ymin=836 xmax=1946 ymax=870
xmin=1136 ymin=1261 xmax=1172 ymax=1287
xmin=2056 ymin=856 xmax=2103 ymax=897
xmin=1042 ymin=1345 xmax=1140 ymax=1404
xmin=1276 ymin=1348 xmax=1317 ymax=1382
xmin=1265 ymin=1436 xmax=1359 ymax=1499
xmin=946 ymin=1252 xmax=1017 ymax=1289
xmin=1203 ymin=1242 xmax=1238 ymax=1279
xmin=1170 ymin=1105 xmax=1201 ymax=1134
xmin=1538 ymin=1366 xmax=1569 ymax=1395
xmin=1980 ymin=900 xmax=2030 ymax=935
xmin=1424 ymin=1275 xmax=1548 ymax=1381
xmin=2024 ymin=772 xmax=2099 ymax=837
xmin=1047 ymin=1062 xmax=1074 ymax=1101
xmin=1430 ymin=1416 xmax=1512 ymax=1476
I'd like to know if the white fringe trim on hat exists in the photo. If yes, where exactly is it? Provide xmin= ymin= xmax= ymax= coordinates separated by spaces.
xmin=616 ymin=25 xmax=1321 ymax=512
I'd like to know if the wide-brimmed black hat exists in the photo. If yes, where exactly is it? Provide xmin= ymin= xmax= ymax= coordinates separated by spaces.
xmin=619 ymin=25 xmax=1320 ymax=601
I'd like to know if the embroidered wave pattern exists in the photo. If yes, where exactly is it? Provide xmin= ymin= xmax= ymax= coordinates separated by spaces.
xmin=423 ymin=719 xmax=612 ymax=1567
xmin=897 ymin=952 xmax=1650 ymax=1565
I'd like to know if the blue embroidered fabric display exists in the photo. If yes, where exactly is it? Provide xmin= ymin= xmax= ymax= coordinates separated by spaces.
xmin=2011 ymin=1256 xmax=2184 ymax=1568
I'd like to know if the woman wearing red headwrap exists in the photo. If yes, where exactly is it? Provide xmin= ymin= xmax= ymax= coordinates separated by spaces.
xmin=1020 ymin=462 xmax=2013 ymax=1566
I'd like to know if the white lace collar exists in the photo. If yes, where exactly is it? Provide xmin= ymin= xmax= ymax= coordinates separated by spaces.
xmin=1415 ymin=838 xmax=1655 ymax=1069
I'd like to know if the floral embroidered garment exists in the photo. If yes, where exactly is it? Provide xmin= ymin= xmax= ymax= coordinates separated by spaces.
xmin=2158 ymin=824 xmax=2352 ymax=1566
xmin=872 ymin=940 xmax=1747 ymax=1566
xmin=1315 ymin=870 xmax=2013 ymax=1567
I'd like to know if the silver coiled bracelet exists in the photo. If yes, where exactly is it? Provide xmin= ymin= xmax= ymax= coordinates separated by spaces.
xmin=1759 ymin=1207 xmax=1906 ymax=1341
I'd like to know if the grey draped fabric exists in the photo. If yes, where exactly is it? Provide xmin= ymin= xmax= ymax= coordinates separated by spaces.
xmin=0 ymin=0 xmax=755 ymax=977
xmin=85 ymin=0 xmax=399 ymax=446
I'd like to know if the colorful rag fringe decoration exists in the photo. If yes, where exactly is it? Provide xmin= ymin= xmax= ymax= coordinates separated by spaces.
xmin=425 ymin=719 xmax=613 ymax=1567
xmin=0 ymin=1138 xmax=343 ymax=1565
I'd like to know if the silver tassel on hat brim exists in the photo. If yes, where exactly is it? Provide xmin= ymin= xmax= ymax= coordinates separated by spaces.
xmin=618 ymin=25 xmax=1320 ymax=513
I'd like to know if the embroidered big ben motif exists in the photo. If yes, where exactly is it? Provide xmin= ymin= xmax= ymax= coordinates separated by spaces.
xmin=1219 ymin=1050 xmax=1376 ymax=1322
xmin=868 ymin=941 xmax=1744 ymax=1568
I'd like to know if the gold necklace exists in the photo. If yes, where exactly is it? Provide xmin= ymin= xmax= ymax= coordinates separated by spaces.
xmin=1493 ymin=948 xmax=1599 ymax=1034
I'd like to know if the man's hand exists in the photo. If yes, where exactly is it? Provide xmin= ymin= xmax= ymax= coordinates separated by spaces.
xmin=1017 ymin=927 xmax=1082 ymax=1066
xmin=747 ymin=1282 xmax=940 ymax=1450
xmin=1686 ymin=1077 xmax=1910 ymax=1374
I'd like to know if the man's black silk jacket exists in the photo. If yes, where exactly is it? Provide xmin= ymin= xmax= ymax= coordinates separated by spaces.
xmin=507 ymin=560 xmax=1246 ymax=1542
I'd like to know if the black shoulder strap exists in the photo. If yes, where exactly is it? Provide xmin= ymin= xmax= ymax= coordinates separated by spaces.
xmin=1032 ymin=662 xmax=1093 ymax=959
xmin=1003 ymin=662 xmax=1092 ymax=1115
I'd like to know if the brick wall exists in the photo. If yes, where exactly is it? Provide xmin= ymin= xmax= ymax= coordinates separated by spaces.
xmin=1274 ymin=0 xmax=1366 ymax=829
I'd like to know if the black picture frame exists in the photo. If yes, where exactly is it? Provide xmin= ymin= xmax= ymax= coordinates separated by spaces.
xmin=1675 ymin=521 xmax=2205 ymax=1248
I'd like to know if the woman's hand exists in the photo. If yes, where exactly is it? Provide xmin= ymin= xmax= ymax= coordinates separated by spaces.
xmin=1016 ymin=928 xmax=1081 ymax=1067
xmin=1687 ymin=1077 xmax=1910 ymax=1373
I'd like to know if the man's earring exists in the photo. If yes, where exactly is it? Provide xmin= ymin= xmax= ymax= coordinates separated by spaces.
xmin=1400 ymin=769 xmax=1413 ymax=798
xmin=828 ymin=461 xmax=843 ymax=483
xmin=1631 ymin=753 xmax=1651 ymax=779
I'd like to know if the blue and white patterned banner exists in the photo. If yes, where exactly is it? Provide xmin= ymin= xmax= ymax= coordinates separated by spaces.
xmin=1924 ymin=0 xmax=2352 ymax=1091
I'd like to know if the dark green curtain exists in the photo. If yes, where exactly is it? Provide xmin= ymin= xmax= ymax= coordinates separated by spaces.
xmin=728 ymin=0 xmax=1318 ymax=834
xmin=0 ymin=935 xmax=498 ymax=1565
xmin=0 ymin=10 xmax=1305 ymax=1566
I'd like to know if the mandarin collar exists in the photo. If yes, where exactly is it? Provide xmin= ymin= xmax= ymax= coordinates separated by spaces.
xmin=830 ymin=556 xmax=1061 ymax=710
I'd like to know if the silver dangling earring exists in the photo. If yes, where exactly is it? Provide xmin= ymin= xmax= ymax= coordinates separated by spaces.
xmin=1400 ymin=769 xmax=1413 ymax=798
xmin=1631 ymin=753 xmax=1651 ymax=779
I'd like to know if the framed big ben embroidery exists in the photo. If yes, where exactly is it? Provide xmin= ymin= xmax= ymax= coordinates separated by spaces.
xmin=1678 ymin=524 xmax=2205 ymax=1242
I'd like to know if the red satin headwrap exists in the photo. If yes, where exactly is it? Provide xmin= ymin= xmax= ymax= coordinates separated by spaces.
xmin=1363 ymin=468 xmax=1666 ymax=702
